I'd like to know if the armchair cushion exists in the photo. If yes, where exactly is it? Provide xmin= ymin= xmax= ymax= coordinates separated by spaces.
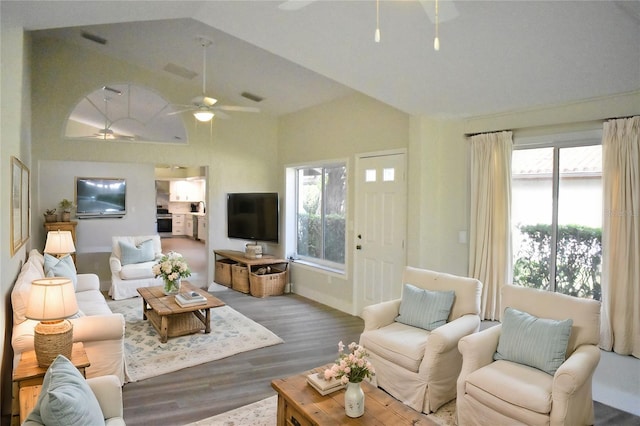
xmin=26 ymin=355 xmax=105 ymax=426
xmin=119 ymin=239 xmax=155 ymax=265
xmin=395 ymin=284 xmax=455 ymax=331
xmin=494 ymin=307 xmax=573 ymax=375
xmin=44 ymin=254 xmax=77 ymax=288
xmin=362 ymin=322 xmax=430 ymax=372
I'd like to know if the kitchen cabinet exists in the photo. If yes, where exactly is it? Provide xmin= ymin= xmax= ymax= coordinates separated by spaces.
xmin=170 ymin=180 xmax=204 ymax=202
xmin=172 ymin=214 xmax=185 ymax=235
xmin=197 ymin=216 xmax=207 ymax=242
xmin=186 ymin=215 xmax=194 ymax=237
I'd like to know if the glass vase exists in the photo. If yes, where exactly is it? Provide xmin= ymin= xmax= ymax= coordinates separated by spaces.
xmin=163 ymin=277 xmax=181 ymax=295
xmin=344 ymin=381 xmax=364 ymax=418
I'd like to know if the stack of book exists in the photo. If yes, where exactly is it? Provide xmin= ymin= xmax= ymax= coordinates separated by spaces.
xmin=175 ymin=291 xmax=207 ymax=308
xmin=306 ymin=372 xmax=346 ymax=396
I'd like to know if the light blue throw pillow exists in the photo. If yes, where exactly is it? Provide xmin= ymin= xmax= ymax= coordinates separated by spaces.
xmin=494 ymin=307 xmax=573 ymax=375
xmin=25 ymin=355 xmax=105 ymax=426
xmin=44 ymin=253 xmax=77 ymax=289
xmin=119 ymin=239 xmax=155 ymax=265
xmin=395 ymin=283 xmax=455 ymax=331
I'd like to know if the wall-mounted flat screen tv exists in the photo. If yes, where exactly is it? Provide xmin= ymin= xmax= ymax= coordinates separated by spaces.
xmin=227 ymin=192 xmax=279 ymax=243
xmin=76 ymin=177 xmax=126 ymax=218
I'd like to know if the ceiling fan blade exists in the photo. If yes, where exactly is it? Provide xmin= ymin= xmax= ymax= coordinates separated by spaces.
xmin=215 ymin=105 xmax=261 ymax=113
xmin=278 ymin=0 xmax=317 ymax=11
xmin=419 ymin=0 xmax=458 ymax=24
xmin=190 ymin=95 xmax=218 ymax=106
xmin=167 ymin=108 xmax=194 ymax=116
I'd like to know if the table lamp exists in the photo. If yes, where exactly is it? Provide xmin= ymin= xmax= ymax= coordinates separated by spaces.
xmin=44 ymin=230 xmax=76 ymax=258
xmin=26 ymin=278 xmax=79 ymax=367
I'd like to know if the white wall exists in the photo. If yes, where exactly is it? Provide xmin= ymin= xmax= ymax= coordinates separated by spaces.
xmin=38 ymin=160 xmax=157 ymax=253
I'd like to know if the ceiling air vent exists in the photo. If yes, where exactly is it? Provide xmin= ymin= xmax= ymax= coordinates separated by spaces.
xmin=241 ymin=92 xmax=264 ymax=103
xmin=81 ymin=31 xmax=107 ymax=45
xmin=163 ymin=63 xmax=198 ymax=80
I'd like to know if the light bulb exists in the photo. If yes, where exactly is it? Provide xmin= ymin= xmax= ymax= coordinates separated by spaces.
xmin=193 ymin=111 xmax=214 ymax=122
xmin=375 ymin=28 xmax=380 ymax=43
xmin=434 ymin=37 xmax=440 ymax=51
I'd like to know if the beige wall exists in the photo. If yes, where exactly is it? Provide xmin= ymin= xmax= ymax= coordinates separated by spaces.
xmin=1 ymin=23 xmax=31 ymax=421
xmin=279 ymin=93 xmax=410 ymax=313
xmin=29 ymin=36 xmax=281 ymax=267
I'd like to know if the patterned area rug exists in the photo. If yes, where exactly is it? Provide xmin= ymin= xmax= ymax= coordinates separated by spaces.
xmin=186 ymin=395 xmax=456 ymax=425
xmin=108 ymin=297 xmax=284 ymax=382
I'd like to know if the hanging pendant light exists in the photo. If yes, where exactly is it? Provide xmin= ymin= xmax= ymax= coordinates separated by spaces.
xmin=374 ymin=0 xmax=381 ymax=42
xmin=434 ymin=0 xmax=440 ymax=51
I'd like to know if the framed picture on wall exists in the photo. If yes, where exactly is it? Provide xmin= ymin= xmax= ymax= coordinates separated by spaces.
xmin=11 ymin=156 xmax=30 ymax=256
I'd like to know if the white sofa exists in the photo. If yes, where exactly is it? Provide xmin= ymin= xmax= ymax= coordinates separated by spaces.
xmin=12 ymin=249 xmax=126 ymax=384
xmin=109 ymin=235 xmax=163 ymax=300
xmin=23 ymin=374 xmax=125 ymax=426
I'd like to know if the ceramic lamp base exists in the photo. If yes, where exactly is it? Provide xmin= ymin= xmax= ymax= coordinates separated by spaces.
xmin=34 ymin=320 xmax=73 ymax=367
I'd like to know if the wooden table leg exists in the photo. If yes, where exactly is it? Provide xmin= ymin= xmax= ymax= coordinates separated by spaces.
xmin=142 ymin=298 xmax=148 ymax=320
xmin=160 ymin=316 xmax=168 ymax=343
xmin=204 ymin=308 xmax=211 ymax=334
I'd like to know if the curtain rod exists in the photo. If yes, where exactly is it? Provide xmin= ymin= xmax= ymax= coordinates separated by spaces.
xmin=464 ymin=114 xmax=639 ymax=138
xmin=464 ymin=129 xmax=512 ymax=138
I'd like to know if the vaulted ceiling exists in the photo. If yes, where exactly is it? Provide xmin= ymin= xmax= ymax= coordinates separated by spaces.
xmin=4 ymin=1 xmax=640 ymax=119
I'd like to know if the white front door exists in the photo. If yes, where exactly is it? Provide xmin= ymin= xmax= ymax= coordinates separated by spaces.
xmin=354 ymin=151 xmax=407 ymax=315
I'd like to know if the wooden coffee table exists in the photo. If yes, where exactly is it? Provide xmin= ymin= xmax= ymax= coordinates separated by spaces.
xmin=137 ymin=282 xmax=225 ymax=343
xmin=271 ymin=365 xmax=437 ymax=425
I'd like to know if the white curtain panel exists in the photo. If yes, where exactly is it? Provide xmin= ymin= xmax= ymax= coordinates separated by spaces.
xmin=600 ymin=116 xmax=640 ymax=359
xmin=468 ymin=131 xmax=513 ymax=320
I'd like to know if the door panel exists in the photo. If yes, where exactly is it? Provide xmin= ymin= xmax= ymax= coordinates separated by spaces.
xmin=355 ymin=152 xmax=407 ymax=314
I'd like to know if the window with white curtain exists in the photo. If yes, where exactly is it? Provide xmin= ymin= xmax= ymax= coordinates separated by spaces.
xmin=512 ymin=131 xmax=602 ymax=300
xmin=294 ymin=163 xmax=347 ymax=270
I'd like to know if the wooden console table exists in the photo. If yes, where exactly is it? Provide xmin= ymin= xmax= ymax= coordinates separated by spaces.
xmin=43 ymin=221 xmax=78 ymax=265
xmin=213 ymin=249 xmax=287 ymax=268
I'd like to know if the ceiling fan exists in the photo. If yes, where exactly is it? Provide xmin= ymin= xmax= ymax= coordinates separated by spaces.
xmin=169 ymin=37 xmax=260 ymax=122
xmin=279 ymin=0 xmax=457 ymax=22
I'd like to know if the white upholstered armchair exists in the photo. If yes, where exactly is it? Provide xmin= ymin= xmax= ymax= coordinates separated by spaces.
xmin=457 ymin=284 xmax=601 ymax=426
xmin=359 ymin=267 xmax=482 ymax=413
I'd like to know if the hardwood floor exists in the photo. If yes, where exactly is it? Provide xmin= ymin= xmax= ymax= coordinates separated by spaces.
xmin=121 ymin=289 xmax=364 ymax=425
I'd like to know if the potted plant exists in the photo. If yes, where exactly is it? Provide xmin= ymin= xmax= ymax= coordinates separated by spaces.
xmin=44 ymin=208 xmax=57 ymax=223
xmin=59 ymin=199 xmax=74 ymax=222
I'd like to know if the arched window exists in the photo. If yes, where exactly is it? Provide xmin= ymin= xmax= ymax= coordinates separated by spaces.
xmin=64 ymin=84 xmax=187 ymax=143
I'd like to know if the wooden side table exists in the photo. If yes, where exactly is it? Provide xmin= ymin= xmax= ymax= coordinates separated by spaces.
xmin=43 ymin=221 xmax=78 ymax=266
xmin=11 ymin=343 xmax=90 ymax=424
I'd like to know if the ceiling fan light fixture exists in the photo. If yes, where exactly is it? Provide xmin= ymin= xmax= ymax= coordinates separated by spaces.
xmin=194 ymin=110 xmax=214 ymax=122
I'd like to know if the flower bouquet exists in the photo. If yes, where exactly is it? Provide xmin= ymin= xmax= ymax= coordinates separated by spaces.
xmin=324 ymin=341 xmax=375 ymax=384
xmin=152 ymin=251 xmax=191 ymax=295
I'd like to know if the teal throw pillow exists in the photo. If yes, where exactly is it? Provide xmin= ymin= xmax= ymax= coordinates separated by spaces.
xmin=395 ymin=284 xmax=455 ymax=331
xmin=44 ymin=254 xmax=77 ymax=289
xmin=494 ymin=307 xmax=573 ymax=375
xmin=25 ymin=355 xmax=105 ymax=426
xmin=119 ymin=239 xmax=155 ymax=265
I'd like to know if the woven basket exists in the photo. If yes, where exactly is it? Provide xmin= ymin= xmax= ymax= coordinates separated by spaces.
xmin=34 ymin=320 xmax=73 ymax=367
xmin=231 ymin=264 xmax=250 ymax=293
xmin=215 ymin=259 xmax=236 ymax=287
xmin=249 ymin=264 xmax=288 ymax=298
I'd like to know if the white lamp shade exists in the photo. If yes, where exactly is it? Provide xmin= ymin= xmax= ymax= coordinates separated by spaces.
xmin=44 ymin=230 xmax=76 ymax=255
xmin=26 ymin=278 xmax=78 ymax=321
xmin=193 ymin=110 xmax=214 ymax=122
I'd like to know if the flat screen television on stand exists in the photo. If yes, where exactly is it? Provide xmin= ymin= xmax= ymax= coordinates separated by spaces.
xmin=227 ymin=192 xmax=279 ymax=243
xmin=76 ymin=177 xmax=126 ymax=219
